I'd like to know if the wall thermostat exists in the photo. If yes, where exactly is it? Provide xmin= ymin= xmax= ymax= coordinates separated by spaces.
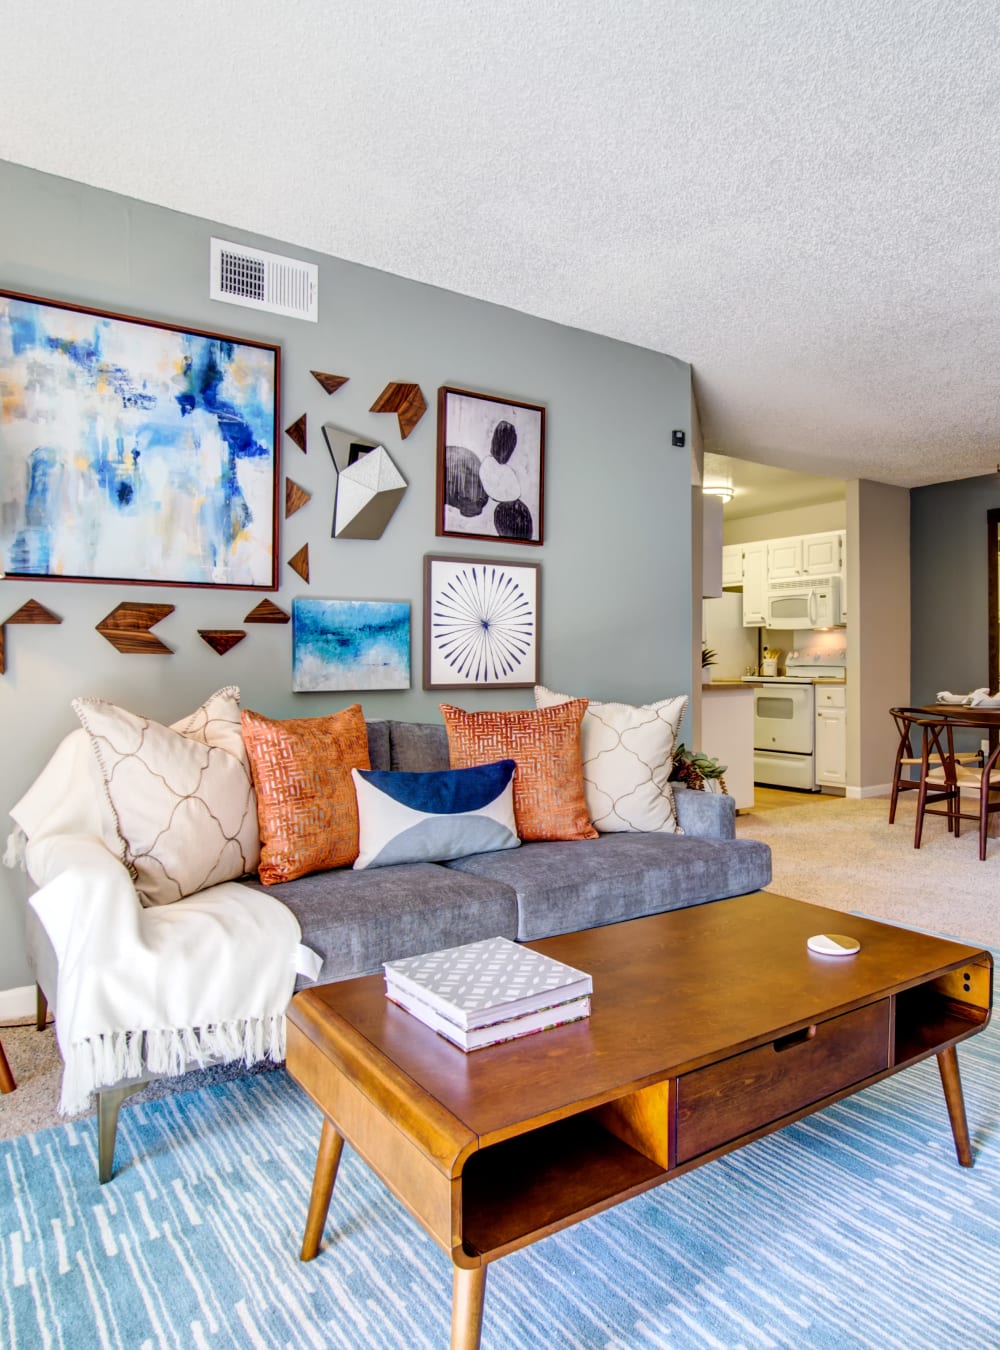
xmin=672 ymin=430 xmax=686 ymax=447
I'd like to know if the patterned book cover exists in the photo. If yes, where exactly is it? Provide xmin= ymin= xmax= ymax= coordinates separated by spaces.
xmin=383 ymin=935 xmax=592 ymax=1029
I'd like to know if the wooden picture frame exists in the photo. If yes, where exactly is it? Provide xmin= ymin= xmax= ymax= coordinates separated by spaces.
xmin=435 ymin=386 xmax=545 ymax=545
xmin=0 ymin=289 xmax=281 ymax=589
xmin=423 ymin=553 xmax=540 ymax=689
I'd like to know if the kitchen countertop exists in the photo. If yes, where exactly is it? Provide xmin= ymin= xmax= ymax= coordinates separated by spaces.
xmin=737 ymin=675 xmax=846 ymax=685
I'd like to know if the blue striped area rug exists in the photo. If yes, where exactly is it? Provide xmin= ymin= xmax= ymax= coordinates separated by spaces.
xmin=3 ymin=1022 xmax=999 ymax=1350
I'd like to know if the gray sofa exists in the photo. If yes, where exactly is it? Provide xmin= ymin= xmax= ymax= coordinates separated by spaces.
xmin=243 ymin=717 xmax=772 ymax=985
xmin=24 ymin=714 xmax=770 ymax=1182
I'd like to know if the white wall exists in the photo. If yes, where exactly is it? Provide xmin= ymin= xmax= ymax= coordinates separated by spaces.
xmin=846 ymin=480 xmax=910 ymax=793
xmin=0 ymin=160 xmax=696 ymax=989
xmin=723 ymin=499 xmax=846 ymax=545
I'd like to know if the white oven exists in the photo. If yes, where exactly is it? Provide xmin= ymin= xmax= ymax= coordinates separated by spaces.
xmin=752 ymin=681 xmax=817 ymax=790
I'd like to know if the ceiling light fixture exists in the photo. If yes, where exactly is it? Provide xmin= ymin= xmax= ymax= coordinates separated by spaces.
xmin=703 ymin=482 xmax=734 ymax=503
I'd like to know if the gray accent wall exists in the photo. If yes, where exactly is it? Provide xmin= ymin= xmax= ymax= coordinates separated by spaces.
xmin=0 ymin=159 xmax=694 ymax=990
xmin=911 ymin=473 xmax=1000 ymax=705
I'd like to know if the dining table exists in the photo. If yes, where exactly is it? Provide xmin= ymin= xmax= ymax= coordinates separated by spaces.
xmin=916 ymin=703 xmax=1000 ymax=730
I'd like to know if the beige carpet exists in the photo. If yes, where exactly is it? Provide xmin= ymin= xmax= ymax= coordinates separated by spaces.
xmin=2 ymin=789 xmax=997 ymax=1141
xmin=737 ymin=790 xmax=1000 ymax=949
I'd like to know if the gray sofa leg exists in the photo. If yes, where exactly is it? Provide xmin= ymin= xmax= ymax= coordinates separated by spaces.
xmin=97 ymin=1083 xmax=146 ymax=1183
xmin=35 ymin=984 xmax=47 ymax=1031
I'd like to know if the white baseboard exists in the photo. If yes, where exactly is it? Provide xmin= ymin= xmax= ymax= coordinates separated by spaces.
xmin=0 ymin=985 xmax=36 ymax=1021
xmin=846 ymin=784 xmax=891 ymax=799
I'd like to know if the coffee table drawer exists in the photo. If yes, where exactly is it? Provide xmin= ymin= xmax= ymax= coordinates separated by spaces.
xmin=675 ymin=999 xmax=890 ymax=1163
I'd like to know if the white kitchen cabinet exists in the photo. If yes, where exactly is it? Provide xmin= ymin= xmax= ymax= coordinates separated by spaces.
xmin=766 ymin=530 xmax=844 ymax=582
xmin=766 ymin=537 xmax=802 ymax=580
xmin=802 ymin=531 xmax=843 ymax=576
xmin=741 ymin=542 xmax=767 ymax=625
xmin=815 ymin=685 xmax=847 ymax=788
xmin=722 ymin=544 xmax=743 ymax=587
xmin=840 ymin=537 xmax=848 ymax=620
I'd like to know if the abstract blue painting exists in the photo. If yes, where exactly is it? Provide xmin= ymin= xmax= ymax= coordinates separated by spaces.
xmin=0 ymin=291 xmax=279 ymax=587
xmin=292 ymin=598 xmax=411 ymax=692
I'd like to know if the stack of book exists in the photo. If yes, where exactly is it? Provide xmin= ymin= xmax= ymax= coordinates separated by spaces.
xmin=383 ymin=935 xmax=592 ymax=1051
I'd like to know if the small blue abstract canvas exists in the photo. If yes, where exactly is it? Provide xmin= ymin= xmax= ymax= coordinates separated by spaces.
xmin=0 ymin=291 xmax=279 ymax=587
xmin=292 ymin=598 xmax=411 ymax=692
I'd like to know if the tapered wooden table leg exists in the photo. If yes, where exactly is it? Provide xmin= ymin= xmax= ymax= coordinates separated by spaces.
xmin=451 ymin=1264 xmax=487 ymax=1350
xmin=937 ymin=1045 xmax=973 ymax=1167
xmin=0 ymin=1037 xmax=15 ymax=1094
xmin=300 ymin=1118 xmax=345 ymax=1260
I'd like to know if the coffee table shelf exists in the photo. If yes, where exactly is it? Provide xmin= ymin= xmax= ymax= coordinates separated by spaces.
xmin=461 ymin=1112 xmax=663 ymax=1257
xmin=894 ymin=959 xmax=991 ymax=1063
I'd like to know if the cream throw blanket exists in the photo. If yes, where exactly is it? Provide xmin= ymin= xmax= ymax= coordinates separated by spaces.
xmin=10 ymin=728 xmax=319 ymax=1115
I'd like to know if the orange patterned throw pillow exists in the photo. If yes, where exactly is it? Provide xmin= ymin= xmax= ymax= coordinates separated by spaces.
xmin=440 ymin=700 xmax=598 ymax=842
xmin=241 ymin=704 xmax=370 ymax=884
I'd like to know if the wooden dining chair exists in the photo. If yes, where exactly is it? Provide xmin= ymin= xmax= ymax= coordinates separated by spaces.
xmin=924 ymin=741 xmax=1000 ymax=860
xmin=888 ymin=707 xmax=979 ymax=829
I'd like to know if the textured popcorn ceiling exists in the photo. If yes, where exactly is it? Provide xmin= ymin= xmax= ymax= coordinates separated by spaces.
xmin=2 ymin=1 xmax=997 ymax=488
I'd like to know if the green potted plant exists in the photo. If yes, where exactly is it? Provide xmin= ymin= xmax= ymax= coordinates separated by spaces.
xmin=670 ymin=743 xmax=729 ymax=795
xmin=701 ymin=643 xmax=717 ymax=684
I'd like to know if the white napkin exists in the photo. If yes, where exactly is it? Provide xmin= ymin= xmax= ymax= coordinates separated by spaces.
xmin=936 ymin=689 xmax=990 ymax=705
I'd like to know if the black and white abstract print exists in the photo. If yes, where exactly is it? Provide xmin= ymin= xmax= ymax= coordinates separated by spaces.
xmin=439 ymin=389 xmax=544 ymax=544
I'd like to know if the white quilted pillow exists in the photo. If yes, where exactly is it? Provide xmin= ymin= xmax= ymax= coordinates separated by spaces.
xmin=534 ymin=685 xmax=688 ymax=833
xmin=72 ymin=686 xmax=260 ymax=906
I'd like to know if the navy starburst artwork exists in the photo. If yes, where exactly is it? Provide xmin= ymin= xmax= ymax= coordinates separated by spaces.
xmin=429 ymin=562 xmax=537 ymax=685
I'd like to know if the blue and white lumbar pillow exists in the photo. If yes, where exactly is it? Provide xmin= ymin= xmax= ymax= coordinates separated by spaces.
xmin=351 ymin=760 xmax=520 ymax=869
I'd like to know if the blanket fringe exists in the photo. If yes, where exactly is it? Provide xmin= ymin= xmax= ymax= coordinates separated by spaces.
xmin=59 ymin=1014 xmax=287 ymax=1115
xmin=3 ymin=826 xmax=27 ymax=871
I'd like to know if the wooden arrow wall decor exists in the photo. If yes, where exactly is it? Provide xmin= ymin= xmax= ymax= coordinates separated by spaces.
xmin=199 ymin=629 xmax=247 ymax=655
xmin=96 ymin=602 xmax=175 ymax=654
xmin=284 ymin=413 xmax=307 ymax=452
xmin=370 ymin=382 xmax=427 ymax=439
xmin=1 ymin=598 xmax=64 ymax=675
xmin=285 ymin=478 xmax=312 ymax=518
xmin=311 ymin=370 xmax=349 ymax=395
xmin=5 ymin=599 xmax=62 ymax=626
xmin=284 ymin=545 xmax=307 ymax=583
xmin=287 ymin=544 xmax=310 ymax=583
xmin=244 ymin=599 xmax=291 ymax=624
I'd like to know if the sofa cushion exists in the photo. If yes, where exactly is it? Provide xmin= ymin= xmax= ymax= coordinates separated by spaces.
xmin=241 ymin=704 xmax=370 ymax=884
xmin=71 ymin=686 xmax=260 ymax=906
xmin=440 ymin=700 xmax=598 ymax=842
xmin=352 ymin=760 xmax=519 ymax=869
xmin=444 ymin=833 xmax=772 ymax=940
xmin=388 ymin=719 xmax=451 ymax=771
xmin=241 ymin=863 xmax=519 ymax=985
xmin=534 ymin=685 xmax=688 ymax=834
xmin=366 ymin=719 xmax=392 ymax=772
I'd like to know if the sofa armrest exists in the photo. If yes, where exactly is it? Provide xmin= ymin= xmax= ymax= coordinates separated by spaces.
xmin=673 ymin=784 xmax=736 ymax=839
xmin=26 ymin=833 xmax=142 ymax=966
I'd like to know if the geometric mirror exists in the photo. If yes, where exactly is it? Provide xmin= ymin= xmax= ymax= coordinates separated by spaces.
xmin=333 ymin=445 xmax=407 ymax=539
xmin=322 ymin=424 xmax=407 ymax=539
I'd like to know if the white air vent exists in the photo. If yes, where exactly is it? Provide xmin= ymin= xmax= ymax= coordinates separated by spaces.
xmin=210 ymin=237 xmax=318 ymax=321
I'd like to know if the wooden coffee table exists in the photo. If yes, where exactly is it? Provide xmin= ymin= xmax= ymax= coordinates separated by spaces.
xmin=286 ymin=892 xmax=993 ymax=1350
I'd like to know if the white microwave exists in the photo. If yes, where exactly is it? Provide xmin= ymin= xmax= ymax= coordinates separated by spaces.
xmin=765 ymin=577 xmax=843 ymax=629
